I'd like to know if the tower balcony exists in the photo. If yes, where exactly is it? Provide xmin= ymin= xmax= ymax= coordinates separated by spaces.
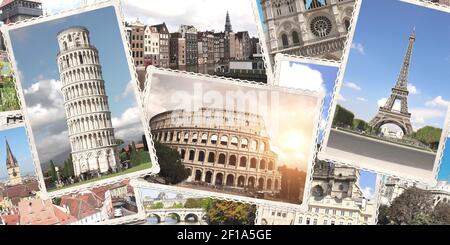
xmin=0 ymin=7 xmax=43 ymax=22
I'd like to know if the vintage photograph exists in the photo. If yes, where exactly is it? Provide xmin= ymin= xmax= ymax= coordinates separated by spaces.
xmin=254 ymin=0 xmax=358 ymax=73
xmin=0 ymin=126 xmax=42 ymax=225
xmin=122 ymin=0 xmax=266 ymax=84
xmin=143 ymin=67 xmax=323 ymax=207
xmin=0 ymin=51 xmax=20 ymax=112
xmin=377 ymin=131 xmax=450 ymax=225
xmin=140 ymin=185 xmax=256 ymax=225
xmin=256 ymin=160 xmax=379 ymax=225
xmin=1 ymin=1 xmax=156 ymax=195
xmin=274 ymin=55 xmax=339 ymax=141
xmin=320 ymin=0 xmax=450 ymax=183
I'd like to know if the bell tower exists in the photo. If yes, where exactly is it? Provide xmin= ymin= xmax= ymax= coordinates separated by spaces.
xmin=6 ymin=139 xmax=22 ymax=186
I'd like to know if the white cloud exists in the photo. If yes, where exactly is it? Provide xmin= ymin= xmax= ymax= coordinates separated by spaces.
xmin=279 ymin=62 xmax=326 ymax=93
xmin=407 ymin=84 xmax=420 ymax=95
xmin=351 ymin=43 xmax=365 ymax=55
xmin=112 ymin=106 xmax=144 ymax=142
xmin=115 ymin=80 xmax=135 ymax=102
xmin=338 ymin=94 xmax=346 ymax=102
xmin=344 ymin=82 xmax=361 ymax=91
xmin=410 ymin=108 xmax=446 ymax=126
xmin=361 ymin=187 xmax=374 ymax=199
xmin=425 ymin=96 xmax=449 ymax=108
xmin=356 ymin=97 xmax=367 ymax=102
xmin=377 ymin=98 xmax=401 ymax=111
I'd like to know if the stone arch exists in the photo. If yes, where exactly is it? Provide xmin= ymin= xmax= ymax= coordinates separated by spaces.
xmin=207 ymin=152 xmax=215 ymax=163
xmin=274 ymin=180 xmax=279 ymax=190
xmin=250 ymin=140 xmax=258 ymax=151
xmin=248 ymin=176 xmax=256 ymax=188
xmin=201 ymin=133 xmax=208 ymax=144
xmin=166 ymin=213 xmax=181 ymax=223
xmin=258 ymin=178 xmax=264 ymax=190
xmin=250 ymin=158 xmax=257 ymax=169
xmin=189 ymin=150 xmax=195 ymax=161
xmin=260 ymin=159 xmax=266 ymax=170
xmin=198 ymin=151 xmax=205 ymax=162
xmin=194 ymin=170 xmax=202 ymax=182
xmin=226 ymin=174 xmax=235 ymax=186
xmin=218 ymin=153 xmax=226 ymax=165
xmin=180 ymin=149 xmax=186 ymax=160
xmin=312 ymin=185 xmax=324 ymax=197
xmin=147 ymin=214 xmax=161 ymax=223
xmin=267 ymin=179 xmax=272 ymax=190
xmin=241 ymin=138 xmax=248 ymax=149
xmin=220 ymin=135 xmax=228 ymax=146
xmin=231 ymin=136 xmax=238 ymax=147
xmin=210 ymin=134 xmax=218 ymax=145
xmin=205 ymin=171 xmax=213 ymax=184
xmin=239 ymin=156 xmax=247 ymax=168
xmin=372 ymin=119 xmax=409 ymax=136
xmin=184 ymin=213 xmax=199 ymax=223
xmin=268 ymin=161 xmax=274 ymax=171
xmin=282 ymin=33 xmax=289 ymax=47
xmin=237 ymin=176 xmax=246 ymax=188
xmin=191 ymin=133 xmax=198 ymax=143
xmin=215 ymin=173 xmax=224 ymax=186
xmin=229 ymin=155 xmax=237 ymax=166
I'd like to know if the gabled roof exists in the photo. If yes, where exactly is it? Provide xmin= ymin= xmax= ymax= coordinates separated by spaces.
xmin=3 ymin=181 xmax=39 ymax=206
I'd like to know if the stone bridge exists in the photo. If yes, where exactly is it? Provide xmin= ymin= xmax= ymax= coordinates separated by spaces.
xmin=146 ymin=208 xmax=207 ymax=223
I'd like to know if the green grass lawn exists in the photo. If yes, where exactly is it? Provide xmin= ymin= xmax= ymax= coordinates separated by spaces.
xmin=48 ymin=161 xmax=152 ymax=192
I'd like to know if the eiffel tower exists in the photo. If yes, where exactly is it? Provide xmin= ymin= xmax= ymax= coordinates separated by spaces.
xmin=369 ymin=31 xmax=415 ymax=135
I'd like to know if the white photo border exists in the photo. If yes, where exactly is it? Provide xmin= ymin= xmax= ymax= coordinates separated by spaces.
xmin=1 ymin=0 xmax=160 ymax=202
xmin=250 ymin=0 xmax=361 ymax=84
xmin=142 ymin=65 xmax=325 ymax=211
xmin=318 ymin=0 xmax=450 ymax=186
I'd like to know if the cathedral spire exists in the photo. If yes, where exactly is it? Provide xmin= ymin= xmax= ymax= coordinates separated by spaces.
xmin=6 ymin=139 xmax=18 ymax=168
xmin=225 ymin=11 xmax=233 ymax=33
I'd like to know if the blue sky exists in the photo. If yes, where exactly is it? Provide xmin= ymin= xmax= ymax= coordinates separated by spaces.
xmin=438 ymin=138 xmax=450 ymax=181
xmin=8 ymin=6 xmax=143 ymax=166
xmin=257 ymin=0 xmax=264 ymax=29
xmin=279 ymin=61 xmax=339 ymax=142
xmin=359 ymin=170 xmax=377 ymax=200
xmin=339 ymin=0 xmax=450 ymax=130
xmin=0 ymin=127 xmax=35 ymax=181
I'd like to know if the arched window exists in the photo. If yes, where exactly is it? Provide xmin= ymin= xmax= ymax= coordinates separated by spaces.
xmin=208 ymin=152 xmax=215 ymax=163
xmin=192 ymin=133 xmax=198 ymax=143
xmin=189 ymin=150 xmax=195 ymax=161
xmin=250 ymin=158 xmax=257 ymax=169
xmin=198 ymin=151 xmax=205 ymax=162
xmin=241 ymin=139 xmax=248 ymax=149
xmin=231 ymin=137 xmax=238 ymax=147
xmin=184 ymin=133 xmax=189 ymax=143
xmin=63 ymin=41 xmax=68 ymax=51
xmin=195 ymin=170 xmax=202 ymax=182
xmin=260 ymin=159 xmax=266 ymax=170
xmin=68 ymin=34 xmax=72 ymax=42
xmin=201 ymin=133 xmax=208 ymax=144
xmin=180 ymin=149 xmax=186 ymax=159
xmin=210 ymin=135 xmax=218 ymax=145
xmin=229 ymin=155 xmax=237 ymax=166
xmin=239 ymin=157 xmax=247 ymax=168
xmin=282 ymin=34 xmax=289 ymax=47
xmin=268 ymin=161 xmax=274 ymax=171
xmin=218 ymin=154 xmax=226 ymax=165
xmin=312 ymin=185 xmax=324 ymax=197
xmin=220 ymin=136 xmax=228 ymax=146
xmin=292 ymin=31 xmax=300 ymax=44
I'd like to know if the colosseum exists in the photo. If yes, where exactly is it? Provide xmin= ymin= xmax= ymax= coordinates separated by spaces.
xmin=150 ymin=108 xmax=282 ymax=193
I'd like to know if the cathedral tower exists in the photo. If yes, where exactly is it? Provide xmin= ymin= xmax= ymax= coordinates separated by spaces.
xmin=225 ymin=11 xmax=233 ymax=33
xmin=56 ymin=27 xmax=119 ymax=179
xmin=6 ymin=139 xmax=22 ymax=186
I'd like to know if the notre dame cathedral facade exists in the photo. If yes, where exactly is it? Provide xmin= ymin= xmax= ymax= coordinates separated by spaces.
xmin=260 ymin=0 xmax=356 ymax=61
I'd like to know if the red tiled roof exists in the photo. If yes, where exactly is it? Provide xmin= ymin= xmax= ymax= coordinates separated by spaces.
xmin=4 ymin=181 xmax=40 ymax=206
xmin=53 ymin=206 xmax=77 ymax=225
xmin=18 ymin=199 xmax=60 ymax=225
xmin=60 ymin=194 xmax=100 ymax=220
xmin=1 ymin=214 xmax=19 ymax=225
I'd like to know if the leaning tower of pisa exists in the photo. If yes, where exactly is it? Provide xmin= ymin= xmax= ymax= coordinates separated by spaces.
xmin=56 ymin=27 xmax=119 ymax=179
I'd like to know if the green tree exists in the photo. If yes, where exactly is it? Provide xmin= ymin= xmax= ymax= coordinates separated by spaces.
xmin=206 ymin=200 xmax=256 ymax=225
xmin=49 ymin=160 xmax=58 ymax=182
xmin=0 ymin=62 xmax=20 ymax=111
xmin=332 ymin=105 xmax=355 ymax=128
xmin=432 ymin=202 xmax=450 ymax=225
xmin=154 ymin=142 xmax=190 ymax=184
xmin=67 ymin=155 xmax=75 ymax=177
xmin=115 ymin=139 xmax=125 ymax=146
xmin=184 ymin=198 xmax=203 ymax=209
xmin=377 ymin=205 xmax=391 ymax=225
xmin=387 ymin=187 xmax=434 ymax=225
xmin=353 ymin=118 xmax=369 ymax=131
xmin=414 ymin=126 xmax=442 ymax=150
xmin=119 ymin=152 xmax=129 ymax=162
xmin=150 ymin=202 xmax=164 ymax=209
